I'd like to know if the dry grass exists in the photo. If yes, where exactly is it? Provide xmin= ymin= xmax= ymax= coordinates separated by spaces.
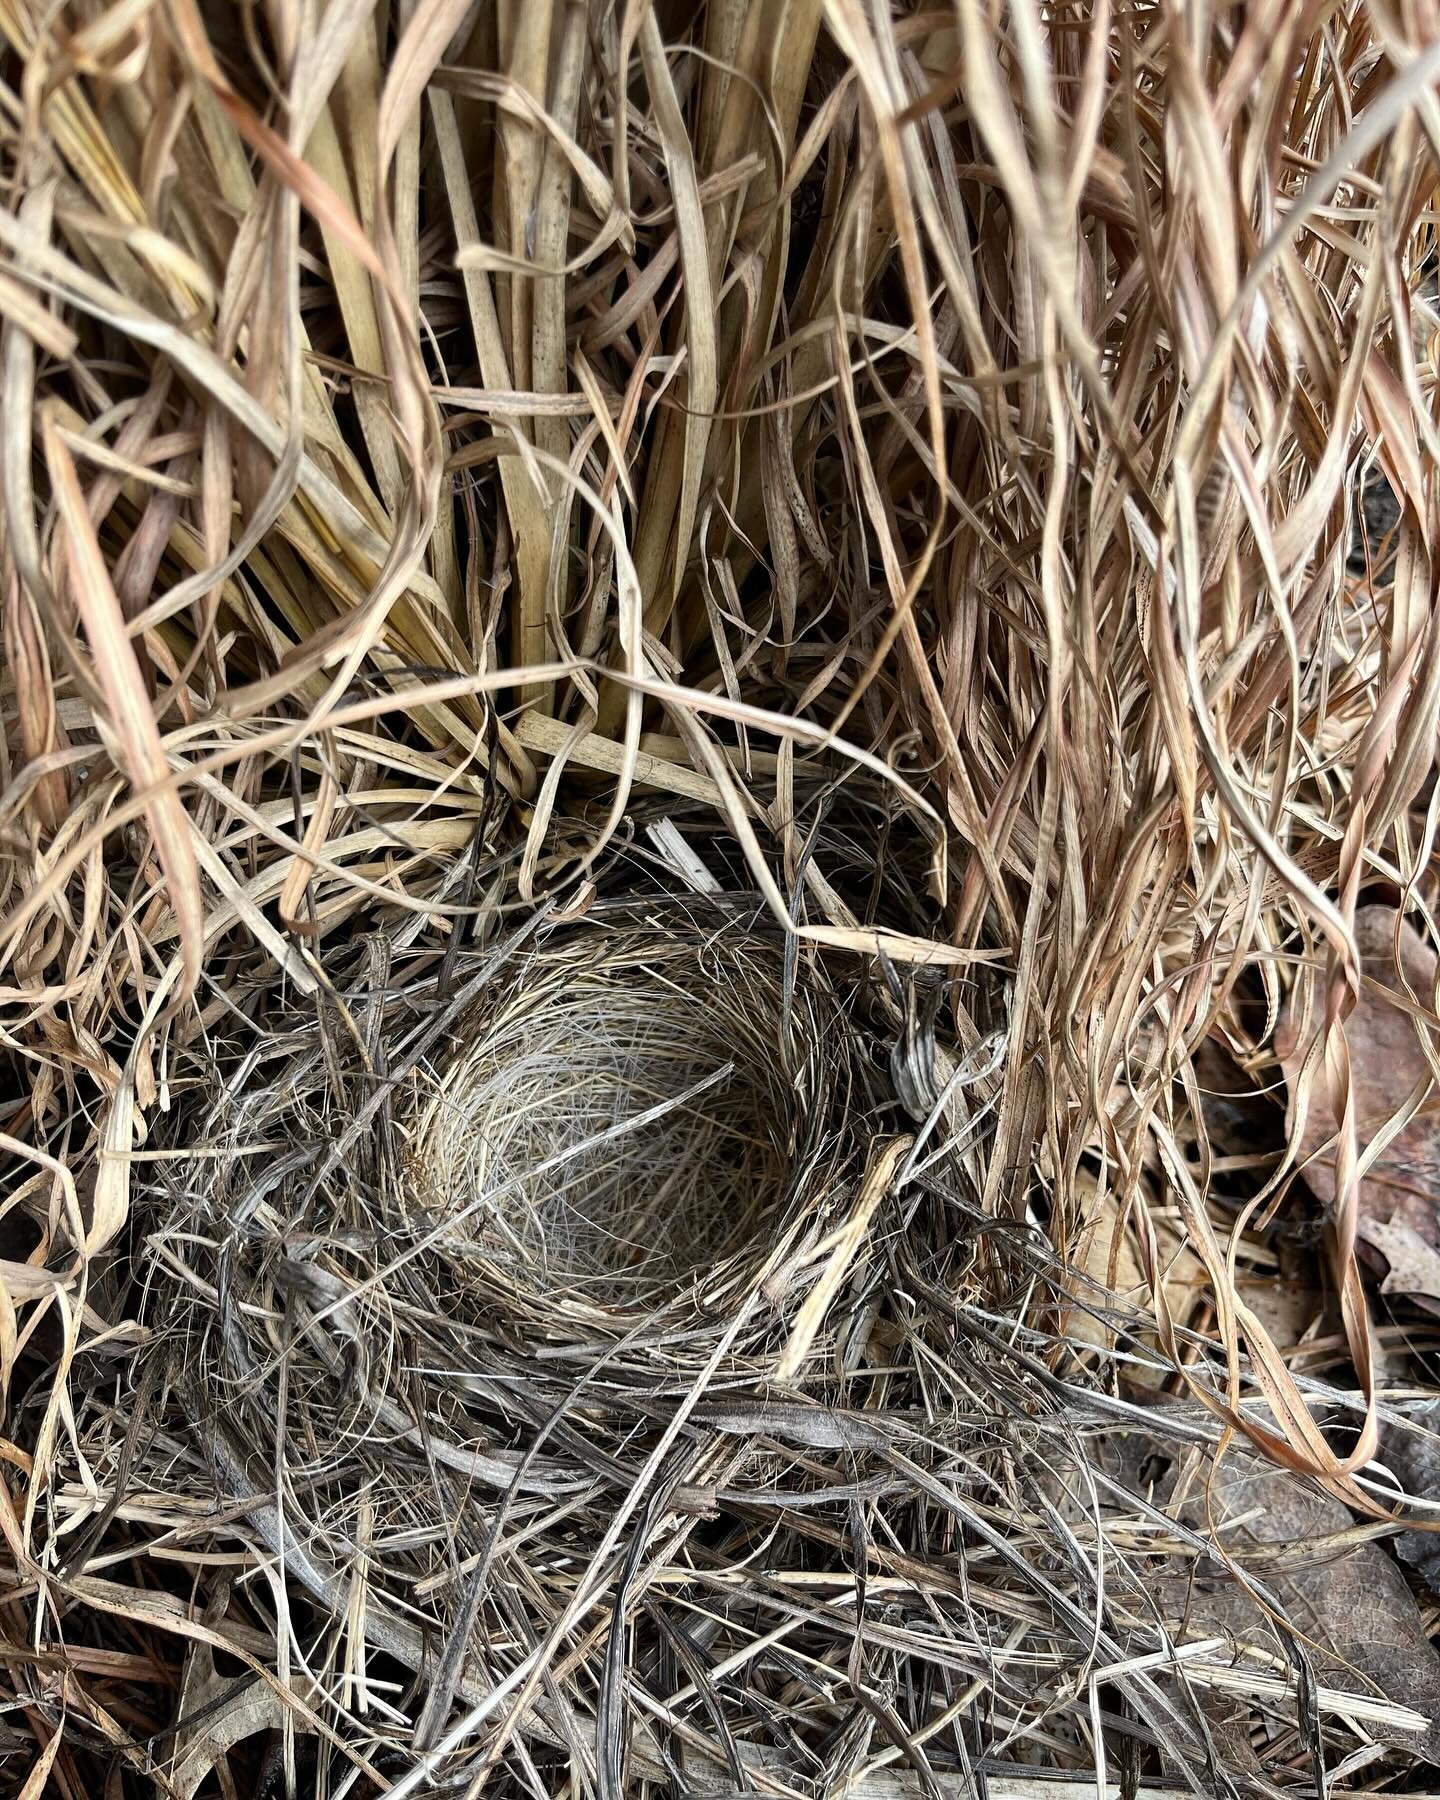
xmin=3 ymin=0 xmax=1440 ymax=1794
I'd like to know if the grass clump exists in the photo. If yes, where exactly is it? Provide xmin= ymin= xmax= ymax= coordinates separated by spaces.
xmin=3 ymin=3 xmax=1440 ymax=1795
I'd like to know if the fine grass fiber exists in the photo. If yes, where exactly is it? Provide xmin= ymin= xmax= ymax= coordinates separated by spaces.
xmin=409 ymin=915 xmax=854 ymax=1316
xmin=4 ymin=1 xmax=1440 ymax=1796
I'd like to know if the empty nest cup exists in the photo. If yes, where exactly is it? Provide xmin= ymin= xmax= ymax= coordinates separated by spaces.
xmin=407 ymin=917 xmax=851 ymax=1327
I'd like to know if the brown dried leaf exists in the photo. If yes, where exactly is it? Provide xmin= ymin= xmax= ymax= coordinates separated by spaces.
xmin=1164 ymin=1452 xmax=1440 ymax=1764
xmin=1064 ymin=1179 xmax=1204 ymax=1379
xmin=1279 ymin=905 xmax=1440 ymax=1308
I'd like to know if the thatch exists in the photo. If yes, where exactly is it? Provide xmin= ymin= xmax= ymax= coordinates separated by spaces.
xmin=4 ymin=0 xmax=1440 ymax=1794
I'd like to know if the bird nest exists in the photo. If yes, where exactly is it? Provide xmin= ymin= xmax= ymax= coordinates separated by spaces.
xmin=90 ymin=898 xmax=897 ymax=1781
xmin=403 ymin=916 xmax=852 ymax=1332
xmin=48 ymin=878 xmax=1429 ymax=1796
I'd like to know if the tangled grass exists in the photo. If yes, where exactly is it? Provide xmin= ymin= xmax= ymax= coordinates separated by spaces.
xmin=54 ymin=853 xmax=1429 ymax=1800
xmin=4 ymin=0 xmax=1440 ymax=1793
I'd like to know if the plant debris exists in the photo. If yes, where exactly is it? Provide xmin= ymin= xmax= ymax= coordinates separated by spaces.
xmin=4 ymin=2 xmax=1440 ymax=1796
xmin=1281 ymin=907 xmax=1440 ymax=1311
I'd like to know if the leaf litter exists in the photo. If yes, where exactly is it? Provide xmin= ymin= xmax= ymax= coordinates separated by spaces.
xmin=1280 ymin=905 xmax=1440 ymax=1310
xmin=2 ymin=3 xmax=1440 ymax=1797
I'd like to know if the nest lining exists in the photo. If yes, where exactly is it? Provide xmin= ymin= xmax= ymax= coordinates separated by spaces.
xmin=406 ymin=926 xmax=839 ymax=1315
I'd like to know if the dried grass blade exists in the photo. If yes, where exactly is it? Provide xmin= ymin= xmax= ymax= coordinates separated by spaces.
xmin=639 ymin=11 xmax=718 ymax=609
xmin=40 ymin=415 xmax=202 ymax=1004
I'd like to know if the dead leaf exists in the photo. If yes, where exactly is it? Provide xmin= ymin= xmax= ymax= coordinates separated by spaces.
xmin=167 ymin=1642 xmax=298 ymax=1800
xmin=1279 ymin=904 xmax=1440 ymax=1308
xmin=15 ymin=1729 xmax=62 ymax=1800
xmin=1361 ymin=351 xmax=1425 ymax=524
xmin=1363 ymin=1216 xmax=1440 ymax=1301
xmin=1066 ymin=1185 xmax=1144 ymax=1351
xmin=1063 ymin=1175 xmax=1204 ymax=1375
xmin=42 ymin=416 xmax=203 ymax=1005
xmin=1092 ymin=1442 xmax=1440 ymax=1771
xmin=1388 ymin=1399 xmax=1440 ymax=1594
xmin=1237 ymin=1271 xmax=1324 ymax=1353
xmin=1167 ymin=1451 xmax=1440 ymax=1764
